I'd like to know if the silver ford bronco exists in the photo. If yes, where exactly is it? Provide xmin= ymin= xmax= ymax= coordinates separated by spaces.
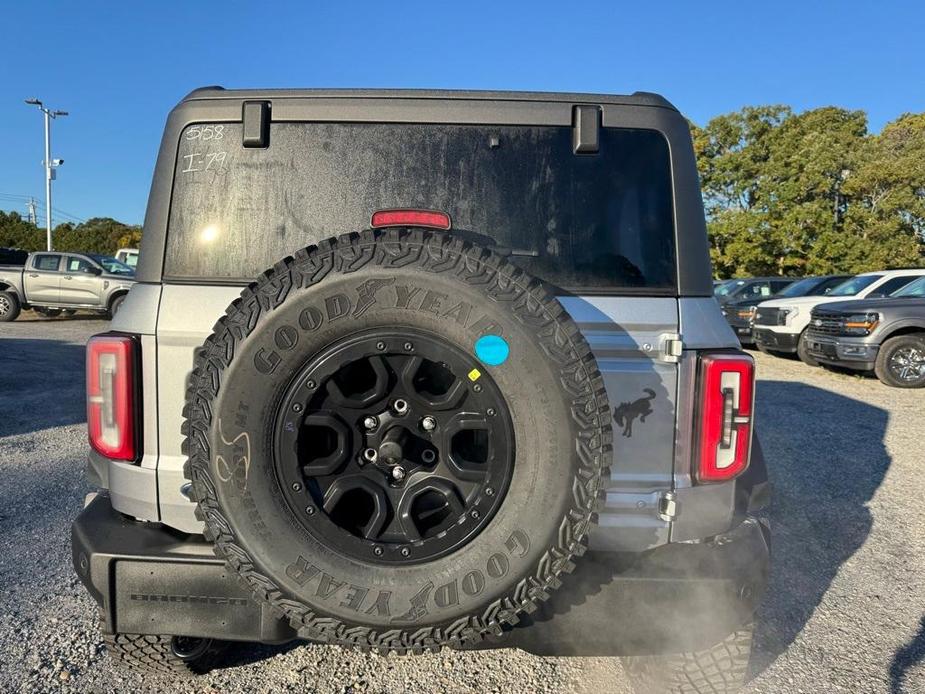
xmin=71 ymin=88 xmax=769 ymax=692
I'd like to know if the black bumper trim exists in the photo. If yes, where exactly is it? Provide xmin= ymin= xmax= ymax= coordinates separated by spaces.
xmin=72 ymin=494 xmax=769 ymax=655
xmin=753 ymin=327 xmax=800 ymax=352
xmin=71 ymin=494 xmax=296 ymax=643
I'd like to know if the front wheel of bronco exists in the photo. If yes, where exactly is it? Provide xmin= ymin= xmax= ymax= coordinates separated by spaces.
xmin=621 ymin=622 xmax=754 ymax=694
xmin=102 ymin=630 xmax=225 ymax=676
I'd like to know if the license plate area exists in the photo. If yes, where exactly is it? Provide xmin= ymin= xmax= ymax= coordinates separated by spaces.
xmin=114 ymin=561 xmax=262 ymax=638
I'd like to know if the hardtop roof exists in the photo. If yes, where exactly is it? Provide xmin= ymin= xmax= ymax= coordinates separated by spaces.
xmin=179 ymin=86 xmax=678 ymax=111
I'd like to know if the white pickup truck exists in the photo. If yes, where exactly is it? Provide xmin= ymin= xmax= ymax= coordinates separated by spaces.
xmin=0 ymin=250 xmax=135 ymax=322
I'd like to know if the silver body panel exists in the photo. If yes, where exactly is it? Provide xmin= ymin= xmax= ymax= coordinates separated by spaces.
xmin=101 ymin=285 xmax=735 ymax=547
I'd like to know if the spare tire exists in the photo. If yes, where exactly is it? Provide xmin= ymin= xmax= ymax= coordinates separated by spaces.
xmin=183 ymin=228 xmax=611 ymax=652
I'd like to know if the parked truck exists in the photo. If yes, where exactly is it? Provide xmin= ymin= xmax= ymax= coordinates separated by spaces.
xmin=804 ymin=276 xmax=925 ymax=387
xmin=0 ymin=251 xmax=135 ymax=322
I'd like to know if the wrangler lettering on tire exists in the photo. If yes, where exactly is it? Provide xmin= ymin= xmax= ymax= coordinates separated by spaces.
xmin=183 ymin=228 xmax=611 ymax=652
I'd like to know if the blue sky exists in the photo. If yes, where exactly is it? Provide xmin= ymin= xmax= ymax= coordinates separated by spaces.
xmin=2 ymin=1 xmax=923 ymax=225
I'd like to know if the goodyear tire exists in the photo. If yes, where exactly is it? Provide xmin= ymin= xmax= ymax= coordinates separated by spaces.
xmin=622 ymin=622 xmax=754 ymax=694
xmin=101 ymin=616 xmax=225 ymax=676
xmin=183 ymin=229 xmax=610 ymax=652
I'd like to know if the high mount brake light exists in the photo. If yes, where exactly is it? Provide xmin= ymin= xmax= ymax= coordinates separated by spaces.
xmin=87 ymin=334 xmax=138 ymax=461
xmin=371 ymin=209 xmax=452 ymax=230
xmin=695 ymin=352 xmax=755 ymax=483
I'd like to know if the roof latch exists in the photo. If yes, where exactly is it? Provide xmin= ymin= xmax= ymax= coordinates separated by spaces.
xmin=242 ymin=101 xmax=270 ymax=148
xmin=572 ymin=105 xmax=601 ymax=154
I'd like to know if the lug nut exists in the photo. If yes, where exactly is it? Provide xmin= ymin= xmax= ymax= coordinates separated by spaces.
xmin=487 ymin=408 xmax=496 ymax=417
xmin=305 ymin=506 xmax=315 ymax=515
xmin=392 ymin=399 xmax=409 ymax=416
xmin=363 ymin=448 xmax=378 ymax=463
xmin=404 ymin=342 xmax=414 ymax=351
xmin=306 ymin=380 xmax=317 ymax=389
xmin=473 ymin=384 xmax=482 ymax=393
xmin=470 ymin=509 xmax=481 ymax=519
xmin=374 ymin=546 xmax=384 ymax=556
xmin=376 ymin=341 xmax=386 ymax=351
xmin=421 ymin=415 xmax=437 ymax=431
xmin=292 ymin=482 xmax=302 ymax=492
xmin=363 ymin=415 xmax=379 ymax=430
xmin=400 ymin=547 xmax=411 ymax=557
xmin=485 ymin=487 xmax=494 ymax=496
xmin=292 ymin=403 xmax=304 ymax=413
xmin=391 ymin=466 xmax=406 ymax=481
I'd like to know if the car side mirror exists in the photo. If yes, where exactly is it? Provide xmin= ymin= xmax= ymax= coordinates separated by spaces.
xmin=89 ymin=267 xmax=103 ymax=276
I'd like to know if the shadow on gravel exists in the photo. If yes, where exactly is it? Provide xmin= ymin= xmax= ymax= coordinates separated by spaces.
xmin=211 ymin=641 xmax=303 ymax=670
xmin=749 ymin=378 xmax=890 ymax=679
xmin=0 ymin=338 xmax=87 ymax=437
xmin=890 ymin=614 xmax=925 ymax=694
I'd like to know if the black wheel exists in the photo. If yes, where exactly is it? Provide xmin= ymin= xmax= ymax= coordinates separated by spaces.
xmin=102 ymin=625 xmax=224 ymax=676
xmin=874 ymin=334 xmax=925 ymax=388
xmin=0 ymin=291 xmax=20 ymax=322
xmin=108 ymin=294 xmax=126 ymax=319
xmin=622 ymin=622 xmax=754 ymax=694
xmin=183 ymin=228 xmax=611 ymax=653
xmin=796 ymin=330 xmax=819 ymax=367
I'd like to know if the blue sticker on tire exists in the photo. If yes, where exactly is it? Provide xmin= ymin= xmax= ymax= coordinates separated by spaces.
xmin=474 ymin=335 xmax=509 ymax=367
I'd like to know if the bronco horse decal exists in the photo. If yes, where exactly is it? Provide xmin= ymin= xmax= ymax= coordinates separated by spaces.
xmin=613 ymin=388 xmax=657 ymax=438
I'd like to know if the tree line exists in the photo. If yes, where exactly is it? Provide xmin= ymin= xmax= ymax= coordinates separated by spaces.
xmin=692 ymin=107 xmax=925 ymax=278
xmin=0 ymin=213 xmax=141 ymax=256
xmin=2 ymin=105 xmax=923 ymax=278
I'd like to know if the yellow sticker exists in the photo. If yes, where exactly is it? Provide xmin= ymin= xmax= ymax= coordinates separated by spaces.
xmin=467 ymin=368 xmax=482 ymax=382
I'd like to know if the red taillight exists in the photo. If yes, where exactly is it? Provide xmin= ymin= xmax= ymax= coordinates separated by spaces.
xmin=87 ymin=334 xmax=138 ymax=461
xmin=371 ymin=209 xmax=452 ymax=230
xmin=695 ymin=352 xmax=755 ymax=483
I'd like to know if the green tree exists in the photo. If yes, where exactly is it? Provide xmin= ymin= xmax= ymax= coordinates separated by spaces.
xmin=693 ymin=106 xmax=925 ymax=277
xmin=0 ymin=212 xmax=141 ymax=256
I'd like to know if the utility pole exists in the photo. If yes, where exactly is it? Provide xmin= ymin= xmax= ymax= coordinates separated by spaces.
xmin=26 ymin=197 xmax=37 ymax=225
xmin=24 ymin=98 xmax=68 ymax=251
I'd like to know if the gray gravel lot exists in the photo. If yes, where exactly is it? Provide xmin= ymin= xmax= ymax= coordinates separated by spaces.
xmin=0 ymin=317 xmax=923 ymax=693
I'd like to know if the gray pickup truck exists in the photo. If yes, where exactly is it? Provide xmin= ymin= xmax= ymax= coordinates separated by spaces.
xmin=0 ymin=251 xmax=135 ymax=322
xmin=804 ymin=275 xmax=925 ymax=387
xmin=71 ymin=88 xmax=770 ymax=693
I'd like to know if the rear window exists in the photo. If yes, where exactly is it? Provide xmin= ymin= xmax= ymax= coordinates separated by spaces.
xmin=164 ymin=123 xmax=676 ymax=291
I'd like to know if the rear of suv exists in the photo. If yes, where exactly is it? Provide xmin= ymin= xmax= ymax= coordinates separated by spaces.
xmin=71 ymin=88 xmax=769 ymax=693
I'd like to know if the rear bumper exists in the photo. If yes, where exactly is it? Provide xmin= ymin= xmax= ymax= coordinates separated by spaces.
xmin=803 ymin=334 xmax=877 ymax=371
xmin=72 ymin=494 xmax=769 ymax=656
xmin=753 ymin=326 xmax=799 ymax=352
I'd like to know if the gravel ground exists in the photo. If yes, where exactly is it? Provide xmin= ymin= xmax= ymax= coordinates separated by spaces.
xmin=1 ymin=316 xmax=923 ymax=693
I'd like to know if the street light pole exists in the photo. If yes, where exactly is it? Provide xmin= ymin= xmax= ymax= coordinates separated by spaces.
xmin=24 ymin=98 xmax=68 ymax=251
xmin=43 ymin=108 xmax=52 ymax=252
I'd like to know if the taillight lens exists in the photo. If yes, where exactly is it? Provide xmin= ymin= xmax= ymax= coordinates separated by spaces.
xmin=695 ymin=352 xmax=755 ymax=483
xmin=371 ymin=209 xmax=452 ymax=230
xmin=87 ymin=334 xmax=138 ymax=461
